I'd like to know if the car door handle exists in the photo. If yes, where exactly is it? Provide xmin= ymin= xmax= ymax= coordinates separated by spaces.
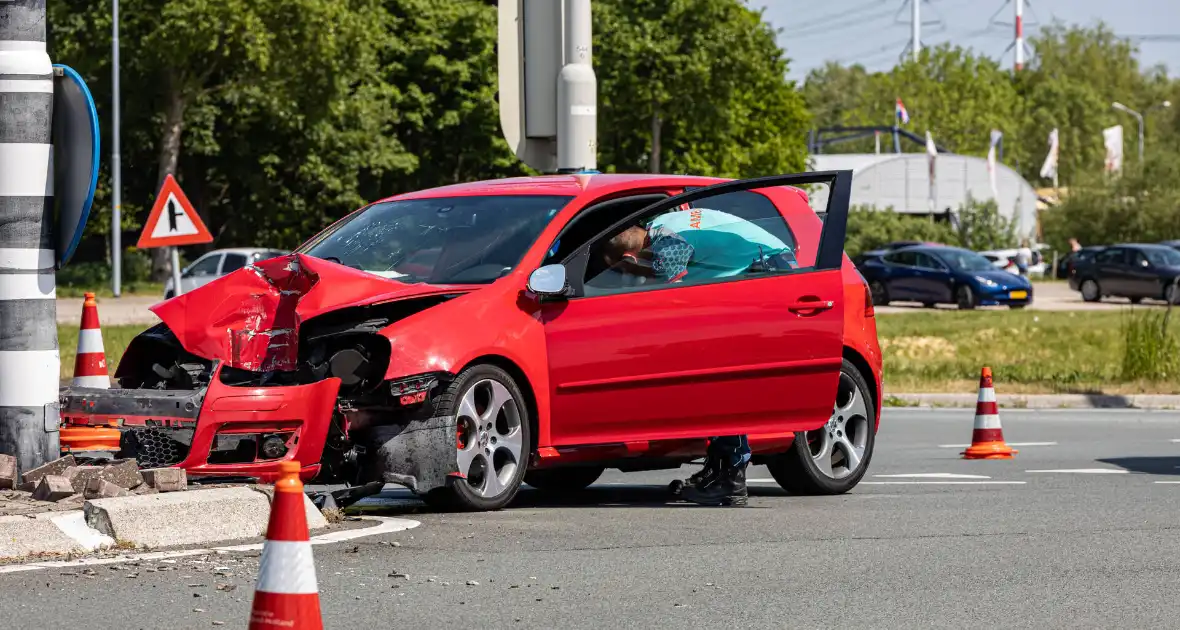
xmin=786 ymin=298 xmax=835 ymax=313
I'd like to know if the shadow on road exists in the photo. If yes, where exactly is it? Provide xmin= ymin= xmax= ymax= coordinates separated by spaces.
xmin=1097 ymin=456 xmax=1180 ymax=476
xmin=344 ymin=483 xmax=791 ymax=515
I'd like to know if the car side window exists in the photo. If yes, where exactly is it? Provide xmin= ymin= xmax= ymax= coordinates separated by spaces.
xmin=581 ymin=191 xmax=801 ymax=296
xmin=914 ymin=252 xmax=943 ymax=270
xmin=1132 ymin=251 xmax=1151 ymax=267
xmin=884 ymin=251 xmax=917 ymax=266
xmin=1097 ymin=248 xmax=1126 ymax=265
xmin=221 ymin=253 xmax=248 ymax=274
xmin=186 ymin=254 xmax=222 ymax=277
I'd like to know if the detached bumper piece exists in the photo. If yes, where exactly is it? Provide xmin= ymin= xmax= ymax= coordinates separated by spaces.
xmin=59 ymin=365 xmax=342 ymax=482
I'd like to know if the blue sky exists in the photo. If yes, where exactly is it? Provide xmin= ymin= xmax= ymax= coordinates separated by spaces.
xmin=752 ymin=0 xmax=1180 ymax=82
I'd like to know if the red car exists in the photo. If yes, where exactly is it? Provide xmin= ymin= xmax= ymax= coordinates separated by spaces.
xmin=60 ymin=171 xmax=882 ymax=511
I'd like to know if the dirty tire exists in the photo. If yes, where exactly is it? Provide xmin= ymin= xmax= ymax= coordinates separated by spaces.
xmin=524 ymin=467 xmax=604 ymax=493
xmin=421 ymin=364 xmax=532 ymax=512
xmin=765 ymin=359 xmax=876 ymax=496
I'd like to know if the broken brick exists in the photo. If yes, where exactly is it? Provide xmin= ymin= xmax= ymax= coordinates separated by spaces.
xmin=21 ymin=455 xmax=76 ymax=486
xmin=66 ymin=465 xmax=105 ymax=494
xmin=0 ymin=454 xmax=15 ymax=490
xmin=142 ymin=468 xmax=187 ymax=492
xmin=84 ymin=477 xmax=130 ymax=499
xmin=17 ymin=481 xmax=36 ymax=492
xmin=32 ymin=475 xmax=75 ymax=502
xmin=99 ymin=459 xmax=144 ymax=490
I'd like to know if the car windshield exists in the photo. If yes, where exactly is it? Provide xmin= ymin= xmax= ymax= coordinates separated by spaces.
xmin=298 ymin=195 xmax=573 ymax=284
xmin=1144 ymin=247 xmax=1180 ymax=267
xmin=937 ymin=249 xmax=995 ymax=272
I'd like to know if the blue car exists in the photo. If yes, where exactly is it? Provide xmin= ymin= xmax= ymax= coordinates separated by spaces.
xmin=858 ymin=245 xmax=1033 ymax=309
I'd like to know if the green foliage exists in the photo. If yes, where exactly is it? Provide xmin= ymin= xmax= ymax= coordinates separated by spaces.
xmin=1121 ymin=309 xmax=1180 ymax=381
xmin=844 ymin=206 xmax=956 ymax=258
xmin=953 ymin=196 xmax=1017 ymax=251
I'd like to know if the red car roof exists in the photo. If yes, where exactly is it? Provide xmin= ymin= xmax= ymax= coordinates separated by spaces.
xmin=373 ymin=173 xmax=738 ymax=203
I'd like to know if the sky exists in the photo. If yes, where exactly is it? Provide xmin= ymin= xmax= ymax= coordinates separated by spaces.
xmin=752 ymin=0 xmax=1180 ymax=82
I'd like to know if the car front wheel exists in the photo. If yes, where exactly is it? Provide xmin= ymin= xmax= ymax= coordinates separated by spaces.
xmin=423 ymin=364 xmax=531 ymax=511
xmin=766 ymin=359 xmax=876 ymax=495
xmin=956 ymin=285 xmax=976 ymax=310
xmin=1081 ymin=279 xmax=1101 ymax=302
xmin=869 ymin=280 xmax=889 ymax=306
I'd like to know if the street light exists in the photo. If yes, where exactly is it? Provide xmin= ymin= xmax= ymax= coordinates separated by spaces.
xmin=1112 ymin=101 xmax=1171 ymax=162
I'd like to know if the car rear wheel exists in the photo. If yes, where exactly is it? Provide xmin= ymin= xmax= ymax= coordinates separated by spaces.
xmin=423 ymin=365 xmax=531 ymax=511
xmin=956 ymin=285 xmax=976 ymax=310
xmin=1164 ymin=283 xmax=1180 ymax=305
xmin=524 ymin=467 xmax=604 ymax=493
xmin=869 ymin=280 xmax=889 ymax=306
xmin=766 ymin=359 xmax=876 ymax=495
xmin=1081 ymin=279 xmax=1101 ymax=302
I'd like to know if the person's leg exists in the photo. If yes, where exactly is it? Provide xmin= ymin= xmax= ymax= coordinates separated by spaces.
xmin=672 ymin=438 xmax=724 ymax=495
xmin=681 ymin=435 xmax=749 ymax=506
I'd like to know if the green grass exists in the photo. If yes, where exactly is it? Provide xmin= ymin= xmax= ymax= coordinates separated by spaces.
xmin=62 ymin=310 xmax=1174 ymax=395
xmin=56 ymin=282 xmax=164 ymax=299
xmin=877 ymin=309 xmax=1180 ymax=394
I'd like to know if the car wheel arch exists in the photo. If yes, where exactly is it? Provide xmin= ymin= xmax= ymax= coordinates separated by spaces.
xmin=842 ymin=346 xmax=879 ymax=429
xmin=457 ymin=353 xmax=541 ymax=455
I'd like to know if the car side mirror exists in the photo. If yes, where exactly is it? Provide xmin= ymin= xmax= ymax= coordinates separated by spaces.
xmin=527 ymin=264 xmax=568 ymax=297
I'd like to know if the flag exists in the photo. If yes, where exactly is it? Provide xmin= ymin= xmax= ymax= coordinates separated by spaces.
xmin=1039 ymin=128 xmax=1059 ymax=180
xmin=895 ymin=98 xmax=910 ymax=125
xmin=987 ymin=130 xmax=1002 ymax=201
xmin=926 ymin=131 xmax=937 ymax=212
xmin=1103 ymin=125 xmax=1123 ymax=174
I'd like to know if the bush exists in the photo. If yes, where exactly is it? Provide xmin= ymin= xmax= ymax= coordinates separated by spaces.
xmin=953 ymin=195 xmax=1017 ymax=251
xmin=844 ymin=205 xmax=957 ymax=258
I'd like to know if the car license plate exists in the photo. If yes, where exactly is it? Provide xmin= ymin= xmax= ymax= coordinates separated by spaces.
xmin=1009 ymin=290 xmax=1028 ymax=300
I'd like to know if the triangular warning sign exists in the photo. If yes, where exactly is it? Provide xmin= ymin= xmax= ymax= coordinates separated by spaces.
xmin=136 ymin=174 xmax=213 ymax=249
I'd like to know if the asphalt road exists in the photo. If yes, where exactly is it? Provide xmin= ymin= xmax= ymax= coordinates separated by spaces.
xmin=5 ymin=408 xmax=1180 ymax=629
xmin=876 ymin=280 xmax=1154 ymax=313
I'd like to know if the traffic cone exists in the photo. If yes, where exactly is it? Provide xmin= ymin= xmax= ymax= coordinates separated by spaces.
xmin=961 ymin=367 xmax=1018 ymax=459
xmin=72 ymin=292 xmax=110 ymax=388
xmin=248 ymin=460 xmax=322 ymax=630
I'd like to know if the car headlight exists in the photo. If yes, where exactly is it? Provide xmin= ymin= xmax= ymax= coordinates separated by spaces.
xmin=976 ymin=276 xmax=998 ymax=287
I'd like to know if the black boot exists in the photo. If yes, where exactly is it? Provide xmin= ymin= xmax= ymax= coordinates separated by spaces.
xmin=669 ymin=454 xmax=722 ymax=497
xmin=681 ymin=461 xmax=748 ymax=507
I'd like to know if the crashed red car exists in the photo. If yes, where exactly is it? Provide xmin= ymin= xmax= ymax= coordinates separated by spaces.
xmin=59 ymin=171 xmax=882 ymax=510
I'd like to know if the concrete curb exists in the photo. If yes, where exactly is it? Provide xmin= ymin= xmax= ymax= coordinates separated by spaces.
xmin=2 ymin=487 xmax=327 ymax=562
xmin=887 ymin=393 xmax=1180 ymax=410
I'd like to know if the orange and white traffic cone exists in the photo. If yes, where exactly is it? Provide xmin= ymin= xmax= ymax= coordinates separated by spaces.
xmin=72 ymin=292 xmax=110 ymax=388
xmin=248 ymin=460 xmax=322 ymax=630
xmin=961 ymin=367 xmax=1018 ymax=460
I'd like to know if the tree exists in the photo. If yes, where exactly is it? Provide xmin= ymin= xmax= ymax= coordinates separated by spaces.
xmin=594 ymin=0 xmax=810 ymax=177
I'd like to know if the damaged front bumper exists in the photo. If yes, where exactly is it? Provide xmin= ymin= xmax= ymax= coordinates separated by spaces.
xmin=59 ymin=363 xmax=342 ymax=482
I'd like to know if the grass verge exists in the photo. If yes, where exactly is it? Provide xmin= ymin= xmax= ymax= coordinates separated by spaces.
xmin=877 ymin=309 xmax=1179 ymax=394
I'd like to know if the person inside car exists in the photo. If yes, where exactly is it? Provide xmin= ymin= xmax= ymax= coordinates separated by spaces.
xmin=600 ymin=206 xmax=795 ymax=507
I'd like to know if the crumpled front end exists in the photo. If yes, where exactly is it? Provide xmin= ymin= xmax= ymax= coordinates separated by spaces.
xmin=59 ymin=253 xmax=473 ymax=488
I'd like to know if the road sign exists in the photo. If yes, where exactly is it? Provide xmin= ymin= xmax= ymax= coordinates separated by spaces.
xmin=52 ymin=64 xmax=100 ymax=269
xmin=136 ymin=174 xmax=212 ymax=249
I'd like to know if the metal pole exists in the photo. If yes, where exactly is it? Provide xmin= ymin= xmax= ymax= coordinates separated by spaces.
xmin=556 ymin=0 xmax=596 ymax=172
xmin=111 ymin=0 xmax=121 ymax=297
xmin=0 ymin=0 xmax=61 ymax=471
xmin=1014 ymin=0 xmax=1025 ymax=71
xmin=170 ymin=247 xmax=183 ymax=296
xmin=911 ymin=0 xmax=921 ymax=62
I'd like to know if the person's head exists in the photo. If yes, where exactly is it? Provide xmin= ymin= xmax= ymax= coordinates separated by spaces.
xmin=602 ymin=225 xmax=649 ymax=269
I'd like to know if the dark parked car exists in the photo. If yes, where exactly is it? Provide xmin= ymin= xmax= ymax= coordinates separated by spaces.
xmin=1160 ymin=240 xmax=1180 ymax=251
xmin=1055 ymin=245 xmax=1106 ymax=280
xmin=1069 ymin=243 xmax=1180 ymax=304
xmin=858 ymin=245 xmax=1032 ymax=310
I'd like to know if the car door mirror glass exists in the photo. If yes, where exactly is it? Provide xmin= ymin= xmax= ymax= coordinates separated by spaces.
xmin=528 ymin=264 xmax=567 ymax=296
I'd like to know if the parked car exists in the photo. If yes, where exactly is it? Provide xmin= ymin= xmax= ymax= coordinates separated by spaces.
xmin=164 ymin=248 xmax=289 ymax=298
xmin=1159 ymin=240 xmax=1180 ymax=251
xmin=1055 ymin=246 xmax=1106 ymax=280
xmin=1069 ymin=243 xmax=1180 ymax=304
xmin=59 ymin=171 xmax=882 ymax=512
xmin=978 ymin=246 xmax=1048 ymax=277
xmin=859 ymin=244 xmax=1032 ymax=309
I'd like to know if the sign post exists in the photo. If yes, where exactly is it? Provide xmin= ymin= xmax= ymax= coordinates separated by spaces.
xmin=136 ymin=174 xmax=213 ymax=297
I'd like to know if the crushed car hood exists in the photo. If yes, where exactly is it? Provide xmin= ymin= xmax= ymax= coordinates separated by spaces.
xmin=152 ymin=254 xmax=473 ymax=372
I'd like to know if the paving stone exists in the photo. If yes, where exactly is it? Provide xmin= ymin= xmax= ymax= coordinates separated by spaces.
xmin=32 ymin=475 xmax=75 ymax=502
xmin=99 ymin=459 xmax=143 ymax=490
xmin=85 ymin=478 xmax=131 ymax=499
xmin=0 ymin=454 xmax=15 ymax=490
xmin=66 ymin=465 xmax=106 ymax=494
xmin=142 ymin=468 xmax=187 ymax=492
xmin=21 ymin=455 xmax=76 ymax=485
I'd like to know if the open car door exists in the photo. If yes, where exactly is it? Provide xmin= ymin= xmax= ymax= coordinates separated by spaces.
xmin=537 ymin=171 xmax=854 ymax=447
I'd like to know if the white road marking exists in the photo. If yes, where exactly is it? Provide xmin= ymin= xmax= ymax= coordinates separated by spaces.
xmin=1025 ymin=468 xmax=1129 ymax=474
xmin=0 ymin=516 xmax=418 ymax=574
xmin=861 ymin=481 xmax=1027 ymax=485
xmin=1171 ymin=439 xmax=1180 ymax=443
xmin=1154 ymin=481 xmax=1180 ymax=484
xmin=874 ymin=473 xmax=991 ymax=479
xmin=938 ymin=442 xmax=1058 ymax=448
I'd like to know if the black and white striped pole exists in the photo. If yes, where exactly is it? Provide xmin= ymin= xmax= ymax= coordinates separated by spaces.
xmin=0 ymin=0 xmax=61 ymax=471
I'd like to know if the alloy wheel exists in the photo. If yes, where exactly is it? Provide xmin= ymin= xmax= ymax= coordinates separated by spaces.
xmin=454 ymin=379 xmax=524 ymax=499
xmin=802 ymin=372 xmax=870 ymax=480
